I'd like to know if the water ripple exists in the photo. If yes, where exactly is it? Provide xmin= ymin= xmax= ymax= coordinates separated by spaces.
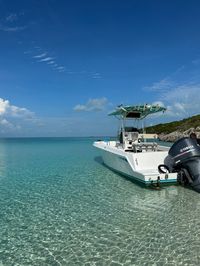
xmin=0 ymin=138 xmax=200 ymax=265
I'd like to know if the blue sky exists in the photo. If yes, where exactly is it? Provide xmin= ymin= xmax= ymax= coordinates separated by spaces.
xmin=1 ymin=0 xmax=200 ymax=137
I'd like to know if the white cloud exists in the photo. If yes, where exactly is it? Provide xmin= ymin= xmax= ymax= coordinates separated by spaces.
xmin=145 ymin=78 xmax=174 ymax=92
xmin=29 ymin=46 xmax=67 ymax=73
xmin=0 ymin=25 xmax=27 ymax=32
xmin=29 ymin=45 xmax=101 ymax=76
xmin=0 ymin=118 xmax=14 ymax=128
xmin=47 ymin=61 xmax=55 ymax=65
xmin=92 ymin=72 xmax=102 ymax=79
xmin=39 ymin=57 xmax=54 ymax=62
xmin=56 ymin=66 xmax=65 ymax=70
xmin=0 ymin=98 xmax=35 ymax=133
xmin=146 ymin=63 xmax=200 ymax=121
xmin=159 ymin=85 xmax=200 ymax=118
xmin=0 ymin=98 xmax=34 ymax=118
xmin=74 ymin=97 xmax=108 ymax=112
xmin=56 ymin=66 xmax=65 ymax=72
xmin=6 ymin=13 xmax=18 ymax=22
xmin=33 ymin=53 xmax=47 ymax=58
xmin=0 ymin=12 xmax=27 ymax=32
xmin=174 ymin=102 xmax=186 ymax=112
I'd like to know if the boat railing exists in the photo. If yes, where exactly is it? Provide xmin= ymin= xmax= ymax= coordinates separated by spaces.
xmin=132 ymin=142 xmax=158 ymax=152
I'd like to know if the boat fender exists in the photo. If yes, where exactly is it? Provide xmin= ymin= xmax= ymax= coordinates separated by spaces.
xmin=158 ymin=164 xmax=170 ymax=174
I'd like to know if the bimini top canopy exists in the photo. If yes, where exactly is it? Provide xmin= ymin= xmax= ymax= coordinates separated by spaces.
xmin=108 ymin=104 xmax=166 ymax=119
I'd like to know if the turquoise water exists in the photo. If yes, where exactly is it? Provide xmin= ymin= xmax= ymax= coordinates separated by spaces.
xmin=0 ymin=138 xmax=200 ymax=266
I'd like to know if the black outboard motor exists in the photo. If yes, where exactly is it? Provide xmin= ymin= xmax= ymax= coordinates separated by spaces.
xmin=169 ymin=137 xmax=200 ymax=192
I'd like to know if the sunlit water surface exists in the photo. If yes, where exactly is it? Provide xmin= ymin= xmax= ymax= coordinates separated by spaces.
xmin=0 ymin=138 xmax=200 ymax=266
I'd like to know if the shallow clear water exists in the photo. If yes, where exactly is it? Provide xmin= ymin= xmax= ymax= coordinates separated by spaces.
xmin=0 ymin=138 xmax=200 ymax=266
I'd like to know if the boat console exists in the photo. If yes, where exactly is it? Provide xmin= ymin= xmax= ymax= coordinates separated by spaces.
xmin=120 ymin=127 xmax=158 ymax=152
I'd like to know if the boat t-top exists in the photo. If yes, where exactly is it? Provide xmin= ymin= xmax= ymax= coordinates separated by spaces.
xmin=93 ymin=104 xmax=200 ymax=191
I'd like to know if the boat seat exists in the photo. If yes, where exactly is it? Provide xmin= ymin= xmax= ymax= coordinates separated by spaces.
xmin=124 ymin=132 xmax=139 ymax=142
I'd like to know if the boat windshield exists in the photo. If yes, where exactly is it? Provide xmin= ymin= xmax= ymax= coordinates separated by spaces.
xmin=124 ymin=127 xmax=139 ymax=132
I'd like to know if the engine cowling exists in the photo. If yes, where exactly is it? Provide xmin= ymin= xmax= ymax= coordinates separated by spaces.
xmin=168 ymin=137 xmax=200 ymax=192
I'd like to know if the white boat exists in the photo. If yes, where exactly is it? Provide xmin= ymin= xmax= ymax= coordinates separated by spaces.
xmin=93 ymin=104 xmax=178 ymax=186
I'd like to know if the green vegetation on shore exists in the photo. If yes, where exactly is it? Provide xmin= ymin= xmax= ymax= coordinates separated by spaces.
xmin=146 ymin=114 xmax=200 ymax=134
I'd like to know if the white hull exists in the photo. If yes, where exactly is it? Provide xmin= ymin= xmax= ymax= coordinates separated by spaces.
xmin=94 ymin=141 xmax=177 ymax=185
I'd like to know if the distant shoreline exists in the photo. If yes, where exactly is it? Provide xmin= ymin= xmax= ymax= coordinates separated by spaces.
xmin=158 ymin=128 xmax=200 ymax=142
